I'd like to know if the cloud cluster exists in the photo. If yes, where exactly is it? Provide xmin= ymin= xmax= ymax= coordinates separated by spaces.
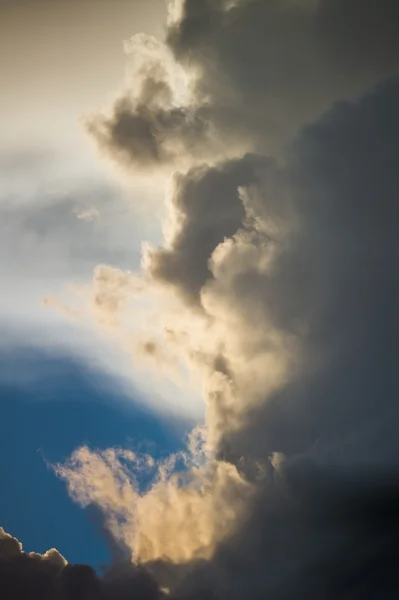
xmin=85 ymin=33 xmax=214 ymax=171
xmin=6 ymin=0 xmax=399 ymax=598
xmin=87 ymin=0 xmax=399 ymax=168
xmin=0 ymin=526 xmax=165 ymax=600
xmin=145 ymin=153 xmax=270 ymax=303
xmin=57 ymin=76 xmax=399 ymax=598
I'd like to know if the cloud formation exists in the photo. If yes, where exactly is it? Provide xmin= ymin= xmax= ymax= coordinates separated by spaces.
xmin=87 ymin=0 xmax=399 ymax=168
xmin=5 ymin=0 xmax=399 ymax=598
xmin=85 ymin=33 xmax=213 ymax=170
xmin=58 ymin=87 xmax=399 ymax=599
xmin=0 ymin=526 xmax=165 ymax=600
xmin=145 ymin=153 xmax=269 ymax=303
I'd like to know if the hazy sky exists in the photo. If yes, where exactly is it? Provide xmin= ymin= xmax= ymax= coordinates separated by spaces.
xmin=0 ymin=0 xmax=200 ymax=416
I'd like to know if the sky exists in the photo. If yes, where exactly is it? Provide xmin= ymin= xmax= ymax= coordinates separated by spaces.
xmin=0 ymin=0 xmax=193 ymax=574
xmin=0 ymin=345 xmax=188 ymax=567
xmin=0 ymin=0 xmax=202 ymax=413
xmin=2 ymin=1 xmax=399 ymax=599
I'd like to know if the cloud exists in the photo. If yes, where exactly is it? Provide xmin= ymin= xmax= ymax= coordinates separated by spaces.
xmin=85 ymin=33 xmax=214 ymax=171
xmin=145 ymin=153 xmax=269 ymax=303
xmin=0 ymin=527 xmax=68 ymax=600
xmin=9 ymin=0 xmax=399 ymax=598
xmin=51 ymin=72 xmax=399 ymax=599
xmin=87 ymin=0 xmax=399 ymax=170
xmin=55 ymin=444 xmax=254 ymax=566
xmin=0 ymin=526 xmax=166 ymax=600
xmin=220 ymin=77 xmax=399 ymax=465
xmin=74 ymin=207 xmax=100 ymax=222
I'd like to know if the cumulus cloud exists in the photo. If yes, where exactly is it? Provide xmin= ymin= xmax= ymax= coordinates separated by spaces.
xmin=0 ymin=527 xmax=68 ymax=600
xmin=52 ymin=76 xmax=399 ymax=598
xmin=87 ymin=0 xmax=399 ymax=169
xmin=11 ymin=0 xmax=399 ymax=598
xmin=0 ymin=526 xmax=165 ymax=600
xmin=145 ymin=153 xmax=269 ymax=303
xmin=85 ymin=33 xmax=214 ymax=171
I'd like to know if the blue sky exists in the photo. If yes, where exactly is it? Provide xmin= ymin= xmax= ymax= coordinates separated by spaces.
xmin=0 ymin=345 xmax=191 ymax=567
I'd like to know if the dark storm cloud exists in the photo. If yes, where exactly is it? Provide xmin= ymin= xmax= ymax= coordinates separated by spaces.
xmin=167 ymin=0 xmax=399 ymax=143
xmin=0 ymin=527 xmax=164 ymax=600
xmin=86 ymin=94 xmax=211 ymax=170
xmin=4 ymin=470 xmax=399 ymax=600
xmin=45 ymin=73 xmax=399 ymax=600
xmin=140 ymin=76 xmax=399 ymax=599
xmin=219 ymin=76 xmax=399 ymax=464
xmin=151 ymin=462 xmax=399 ymax=600
xmin=88 ymin=0 xmax=399 ymax=168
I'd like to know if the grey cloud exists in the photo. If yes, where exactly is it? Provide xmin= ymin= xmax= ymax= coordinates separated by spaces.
xmin=152 ymin=462 xmax=399 ymax=600
xmin=86 ymin=94 xmax=211 ymax=170
xmin=49 ymin=75 xmax=399 ymax=600
xmin=168 ymin=0 xmax=399 ymax=146
xmin=135 ymin=76 xmax=399 ymax=599
xmin=220 ymin=76 xmax=399 ymax=464
xmin=146 ymin=153 xmax=269 ymax=303
xmin=164 ymin=461 xmax=399 ymax=600
xmin=88 ymin=0 xmax=399 ymax=170
xmin=0 ymin=528 xmax=22 ymax=559
xmin=0 ymin=526 xmax=165 ymax=600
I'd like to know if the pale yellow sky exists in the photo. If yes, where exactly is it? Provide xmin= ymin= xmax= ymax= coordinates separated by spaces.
xmin=1 ymin=0 xmax=166 ymax=153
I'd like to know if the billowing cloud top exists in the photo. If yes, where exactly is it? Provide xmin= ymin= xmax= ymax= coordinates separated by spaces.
xmin=3 ymin=0 xmax=399 ymax=598
xmin=87 ymin=0 xmax=399 ymax=168
xmin=0 ymin=526 xmax=165 ymax=600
